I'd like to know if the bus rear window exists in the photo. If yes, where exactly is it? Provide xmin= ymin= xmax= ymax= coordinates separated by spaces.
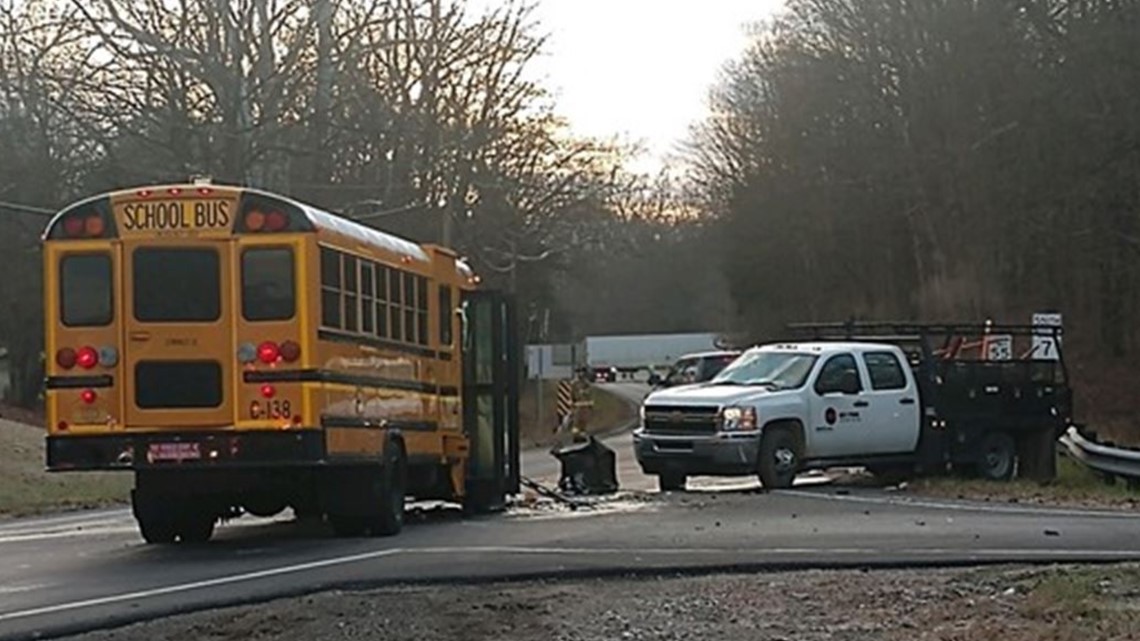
xmin=60 ymin=254 xmax=113 ymax=327
xmin=133 ymin=247 xmax=220 ymax=322
xmin=242 ymin=247 xmax=295 ymax=321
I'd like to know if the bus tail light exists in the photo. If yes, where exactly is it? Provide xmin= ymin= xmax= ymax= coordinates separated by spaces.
xmin=279 ymin=340 xmax=301 ymax=363
xmin=260 ymin=384 xmax=276 ymax=399
xmin=76 ymin=346 xmax=99 ymax=369
xmin=256 ymin=341 xmax=279 ymax=364
xmin=56 ymin=348 xmax=77 ymax=369
xmin=80 ymin=389 xmax=97 ymax=404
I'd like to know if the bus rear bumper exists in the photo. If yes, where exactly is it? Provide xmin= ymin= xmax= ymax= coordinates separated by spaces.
xmin=46 ymin=430 xmax=327 ymax=471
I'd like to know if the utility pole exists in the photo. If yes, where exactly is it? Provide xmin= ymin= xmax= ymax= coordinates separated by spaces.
xmin=535 ymin=308 xmax=549 ymax=431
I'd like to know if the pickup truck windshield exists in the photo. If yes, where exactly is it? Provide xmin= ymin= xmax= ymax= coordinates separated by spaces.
xmin=709 ymin=351 xmax=818 ymax=389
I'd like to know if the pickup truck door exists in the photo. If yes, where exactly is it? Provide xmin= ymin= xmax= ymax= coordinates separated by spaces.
xmin=808 ymin=353 xmax=872 ymax=458
xmin=858 ymin=350 xmax=921 ymax=454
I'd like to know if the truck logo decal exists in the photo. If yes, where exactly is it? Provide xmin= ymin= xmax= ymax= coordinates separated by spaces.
xmin=825 ymin=408 xmax=837 ymax=425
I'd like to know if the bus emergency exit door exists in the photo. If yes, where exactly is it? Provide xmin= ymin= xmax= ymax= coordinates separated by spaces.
xmin=460 ymin=290 xmax=520 ymax=511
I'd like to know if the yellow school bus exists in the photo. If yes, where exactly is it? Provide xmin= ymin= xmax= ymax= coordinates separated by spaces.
xmin=41 ymin=180 xmax=519 ymax=544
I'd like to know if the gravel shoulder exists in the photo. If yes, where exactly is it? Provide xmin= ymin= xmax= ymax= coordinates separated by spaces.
xmin=66 ymin=563 xmax=1140 ymax=641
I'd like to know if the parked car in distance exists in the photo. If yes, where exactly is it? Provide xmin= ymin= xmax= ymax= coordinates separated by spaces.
xmin=648 ymin=350 xmax=742 ymax=388
xmin=591 ymin=365 xmax=619 ymax=383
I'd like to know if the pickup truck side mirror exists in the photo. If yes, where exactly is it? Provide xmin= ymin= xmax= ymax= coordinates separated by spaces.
xmin=647 ymin=373 xmax=662 ymax=386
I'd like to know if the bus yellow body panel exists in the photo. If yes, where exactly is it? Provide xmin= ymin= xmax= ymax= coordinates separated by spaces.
xmin=40 ymin=182 xmax=515 ymax=543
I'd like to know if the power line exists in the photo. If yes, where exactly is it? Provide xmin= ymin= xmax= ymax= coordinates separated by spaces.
xmin=0 ymin=200 xmax=54 ymax=217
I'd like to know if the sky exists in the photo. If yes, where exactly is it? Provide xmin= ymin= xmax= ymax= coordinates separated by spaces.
xmin=471 ymin=0 xmax=787 ymax=174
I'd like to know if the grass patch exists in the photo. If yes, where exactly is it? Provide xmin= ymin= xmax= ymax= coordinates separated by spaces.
xmin=518 ymin=381 xmax=636 ymax=449
xmin=943 ymin=564 xmax=1140 ymax=639
xmin=1012 ymin=564 xmax=1140 ymax=636
xmin=905 ymin=454 xmax=1140 ymax=509
xmin=0 ymin=420 xmax=132 ymax=519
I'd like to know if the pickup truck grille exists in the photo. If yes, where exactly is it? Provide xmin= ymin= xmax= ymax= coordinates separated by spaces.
xmin=643 ymin=405 xmax=720 ymax=434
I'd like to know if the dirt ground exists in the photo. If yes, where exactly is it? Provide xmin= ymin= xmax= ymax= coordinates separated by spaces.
xmin=68 ymin=563 xmax=1140 ymax=641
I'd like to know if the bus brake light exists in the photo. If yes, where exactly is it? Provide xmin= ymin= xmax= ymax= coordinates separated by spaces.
xmin=257 ymin=341 xmax=279 ymax=364
xmin=81 ymin=389 xmax=97 ymax=404
xmin=76 ymin=346 xmax=99 ymax=369
xmin=260 ymin=384 xmax=276 ymax=399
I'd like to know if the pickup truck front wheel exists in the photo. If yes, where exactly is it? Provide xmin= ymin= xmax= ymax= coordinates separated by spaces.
xmin=758 ymin=430 xmax=799 ymax=490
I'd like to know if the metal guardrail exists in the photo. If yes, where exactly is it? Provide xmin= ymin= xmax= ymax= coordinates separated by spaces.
xmin=1058 ymin=426 xmax=1140 ymax=485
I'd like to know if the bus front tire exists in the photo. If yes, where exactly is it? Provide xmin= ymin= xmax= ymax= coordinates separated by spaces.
xmin=368 ymin=443 xmax=406 ymax=536
xmin=328 ymin=445 xmax=406 ymax=538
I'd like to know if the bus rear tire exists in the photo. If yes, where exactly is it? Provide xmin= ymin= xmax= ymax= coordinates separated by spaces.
xmin=133 ymin=489 xmax=176 ymax=544
xmin=328 ymin=515 xmax=367 ymax=537
xmin=176 ymin=512 xmax=216 ymax=544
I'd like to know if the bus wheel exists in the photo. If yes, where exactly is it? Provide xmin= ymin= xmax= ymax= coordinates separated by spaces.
xmin=368 ymin=444 xmax=406 ymax=537
xmin=328 ymin=515 xmax=367 ymax=537
xmin=176 ymin=512 xmax=216 ymax=544
xmin=132 ymin=490 xmax=176 ymax=544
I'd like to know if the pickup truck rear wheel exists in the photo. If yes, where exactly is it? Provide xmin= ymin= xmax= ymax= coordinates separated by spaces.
xmin=758 ymin=430 xmax=799 ymax=490
xmin=977 ymin=431 xmax=1016 ymax=481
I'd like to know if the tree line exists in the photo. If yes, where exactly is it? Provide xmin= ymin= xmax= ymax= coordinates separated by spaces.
xmin=0 ymin=0 xmax=727 ymax=407
xmin=690 ymin=0 xmax=1140 ymax=371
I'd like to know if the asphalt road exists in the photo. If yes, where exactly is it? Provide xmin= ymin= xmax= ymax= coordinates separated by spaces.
xmin=3 ymin=381 xmax=1140 ymax=640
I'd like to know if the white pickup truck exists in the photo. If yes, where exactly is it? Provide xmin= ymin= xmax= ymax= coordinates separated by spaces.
xmin=633 ymin=335 xmax=1069 ymax=491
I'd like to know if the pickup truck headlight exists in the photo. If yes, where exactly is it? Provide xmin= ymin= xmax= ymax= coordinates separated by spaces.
xmin=720 ymin=406 xmax=757 ymax=431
